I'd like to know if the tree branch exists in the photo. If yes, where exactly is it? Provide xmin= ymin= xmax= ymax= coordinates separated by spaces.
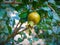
xmin=0 ymin=22 xmax=23 ymax=45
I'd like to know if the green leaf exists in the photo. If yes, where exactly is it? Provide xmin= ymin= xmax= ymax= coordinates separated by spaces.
xmin=16 ymin=0 xmax=21 ymax=2
xmin=23 ymin=33 xmax=27 ymax=39
xmin=18 ymin=38 xmax=23 ymax=42
xmin=46 ymin=18 xmax=52 ymax=24
xmin=14 ymin=5 xmax=23 ymax=11
xmin=12 ymin=20 xmax=15 ymax=27
xmin=34 ymin=26 xmax=40 ymax=34
xmin=7 ymin=25 xmax=12 ymax=34
xmin=19 ymin=11 xmax=28 ymax=23
xmin=15 ymin=6 xmax=21 ymax=11
xmin=22 ymin=0 xmax=29 ymax=4
xmin=0 ymin=9 xmax=5 ymax=19
xmin=19 ymin=12 xmax=28 ymax=19
xmin=20 ymin=18 xmax=27 ymax=23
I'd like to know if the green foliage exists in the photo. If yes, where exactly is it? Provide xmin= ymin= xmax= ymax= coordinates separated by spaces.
xmin=22 ymin=0 xmax=29 ymax=4
xmin=7 ymin=25 xmax=12 ymax=34
xmin=16 ymin=0 xmax=22 ymax=2
xmin=19 ymin=12 xmax=28 ymax=19
xmin=0 ymin=0 xmax=3 ymax=2
xmin=0 ymin=0 xmax=60 ymax=45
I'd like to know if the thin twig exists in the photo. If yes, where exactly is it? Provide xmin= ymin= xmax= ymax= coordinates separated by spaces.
xmin=47 ymin=4 xmax=55 ymax=12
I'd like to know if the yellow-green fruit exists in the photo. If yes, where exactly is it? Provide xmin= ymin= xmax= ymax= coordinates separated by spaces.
xmin=28 ymin=12 xmax=40 ymax=24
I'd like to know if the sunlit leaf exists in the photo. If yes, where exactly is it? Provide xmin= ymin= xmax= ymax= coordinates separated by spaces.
xmin=19 ymin=12 xmax=28 ymax=18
